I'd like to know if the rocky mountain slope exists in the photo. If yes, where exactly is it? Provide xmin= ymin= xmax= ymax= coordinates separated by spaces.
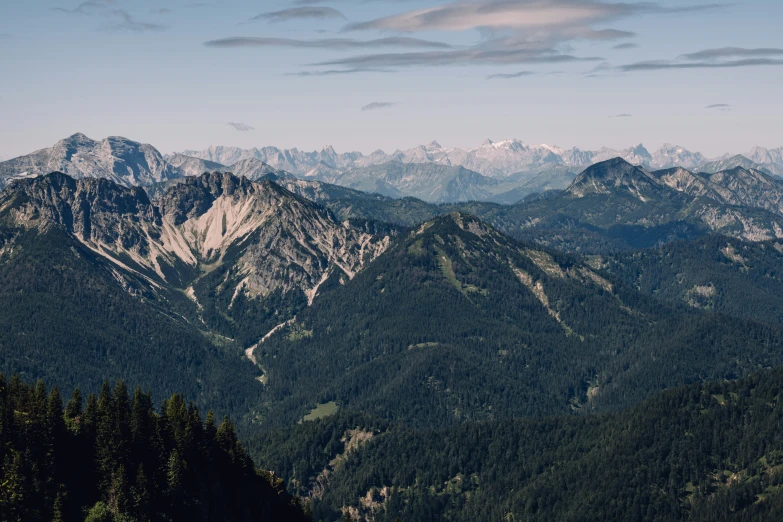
xmin=0 ymin=171 xmax=391 ymax=341
xmin=166 ymin=152 xmax=226 ymax=177
xmin=227 ymin=158 xmax=293 ymax=181
xmin=0 ymin=133 xmax=181 ymax=189
xmin=698 ymin=154 xmax=782 ymax=176
xmin=328 ymin=161 xmax=502 ymax=203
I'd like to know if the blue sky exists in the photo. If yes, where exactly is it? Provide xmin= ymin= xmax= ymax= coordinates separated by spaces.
xmin=0 ymin=0 xmax=781 ymax=159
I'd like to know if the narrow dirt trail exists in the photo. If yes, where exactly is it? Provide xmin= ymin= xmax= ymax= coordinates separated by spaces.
xmin=245 ymin=318 xmax=296 ymax=371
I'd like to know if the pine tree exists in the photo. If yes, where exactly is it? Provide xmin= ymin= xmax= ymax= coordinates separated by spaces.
xmin=0 ymin=451 xmax=25 ymax=521
xmin=167 ymin=448 xmax=185 ymax=499
xmin=65 ymin=387 xmax=83 ymax=420
xmin=108 ymin=464 xmax=131 ymax=516
xmin=132 ymin=463 xmax=151 ymax=521
xmin=52 ymin=489 xmax=66 ymax=522
xmin=113 ymin=380 xmax=132 ymax=472
xmin=95 ymin=381 xmax=116 ymax=495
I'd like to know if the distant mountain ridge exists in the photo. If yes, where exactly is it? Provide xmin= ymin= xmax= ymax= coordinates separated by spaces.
xmin=182 ymin=139 xmax=783 ymax=178
xmin=2 ymin=134 xmax=782 ymax=206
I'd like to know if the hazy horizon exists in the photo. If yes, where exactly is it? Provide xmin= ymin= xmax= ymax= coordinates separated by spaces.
xmin=2 ymin=131 xmax=781 ymax=162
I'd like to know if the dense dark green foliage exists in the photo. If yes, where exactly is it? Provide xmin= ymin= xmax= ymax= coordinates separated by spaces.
xmin=601 ymin=235 xmax=783 ymax=326
xmin=252 ymin=367 xmax=783 ymax=522
xmin=254 ymin=214 xmax=783 ymax=427
xmin=0 ymin=374 xmax=309 ymax=522
xmin=0 ymin=227 xmax=263 ymax=427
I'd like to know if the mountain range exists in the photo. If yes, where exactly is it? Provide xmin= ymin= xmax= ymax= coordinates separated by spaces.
xmin=4 ymin=166 xmax=783 ymax=425
xmin=3 ymin=134 xmax=783 ymax=205
xmin=181 ymin=139 xmax=783 ymax=178
xmin=6 ymin=159 xmax=783 ymax=520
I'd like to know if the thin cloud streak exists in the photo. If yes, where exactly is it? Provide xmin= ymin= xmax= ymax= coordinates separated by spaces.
xmin=314 ymin=50 xmax=601 ymax=69
xmin=621 ymin=58 xmax=783 ymax=71
xmin=204 ymin=36 xmax=452 ymax=50
xmin=287 ymin=68 xmax=395 ymax=76
xmin=251 ymin=6 xmax=346 ymax=23
xmin=487 ymin=71 xmax=535 ymax=79
xmin=682 ymin=47 xmax=783 ymax=60
xmin=228 ymin=122 xmax=255 ymax=132
xmin=361 ymin=102 xmax=397 ymax=111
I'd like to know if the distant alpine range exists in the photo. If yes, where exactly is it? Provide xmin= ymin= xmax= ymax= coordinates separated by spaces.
xmin=1 ymin=133 xmax=781 ymax=204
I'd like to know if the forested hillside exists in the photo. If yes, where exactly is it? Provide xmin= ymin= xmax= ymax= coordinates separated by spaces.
xmin=598 ymin=235 xmax=783 ymax=326
xmin=0 ymin=374 xmax=309 ymax=522
xmin=0 ymin=226 xmax=263 ymax=428
xmin=252 ymin=212 xmax=783 ymax=427
xmin=251 ymin=366 xmax=783 ymax=522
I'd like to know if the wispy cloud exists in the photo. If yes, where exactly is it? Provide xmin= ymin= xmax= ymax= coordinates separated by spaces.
xmin=610 ymin=113 xmax=632 ymax=117
xmin=251 ymin=6 xmax=345 ymax=23
xmin=287 ymin=68 xmax=394 ymax=76
xmin=613 ymin=42 xmax=638 ymax=50
xmin=150 ymin=8 xmax=171 ymax=15
xmin=361 ymin=102 xmax=397 ymax=111
xmin=682 ymin=47 xmax=783 ymax=60
xmin=487 ymin=70 xmax=534 ymax=80
xmin=621 ymin=58 xmax=783 ymax=71
xmin=314 ymin=50 xmax=600 ymax=69
xmin=706 ymin=104 xmax=732 ymax=112
xmin=204 ymin=36 xmax=451 ymax=50
xmin=105 ymin=10 xmax=167 ymax=32
xmin=622 ymin=47 xmax=783 ymax=72
xmin=228 ymin=122 xmax=255 ymax=132
xmin=52 ymin=3 xmax=167 ymax=32
xmin=307 ymin=1 xmax=721 ymax=73
xmin=51 ymin=1 xmax=107 ymax=15
xmin=343 ymin=0 xmax=724 ymax=33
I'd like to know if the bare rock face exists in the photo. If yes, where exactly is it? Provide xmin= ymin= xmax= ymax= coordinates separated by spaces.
xmin=566 ymin=158 xmax=665 ymax=200
xmin=0 ymin=171 xmax=390 ymax=305
xmin=2 ymin=173 xmax=159 ymax=246
xmin=226 ymin=158 xmax=292 ymax=182
xmin=165 ymin=153 xmax=226 ymax=178
xmin=0 ymin=133 xmax=182 ymax=189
